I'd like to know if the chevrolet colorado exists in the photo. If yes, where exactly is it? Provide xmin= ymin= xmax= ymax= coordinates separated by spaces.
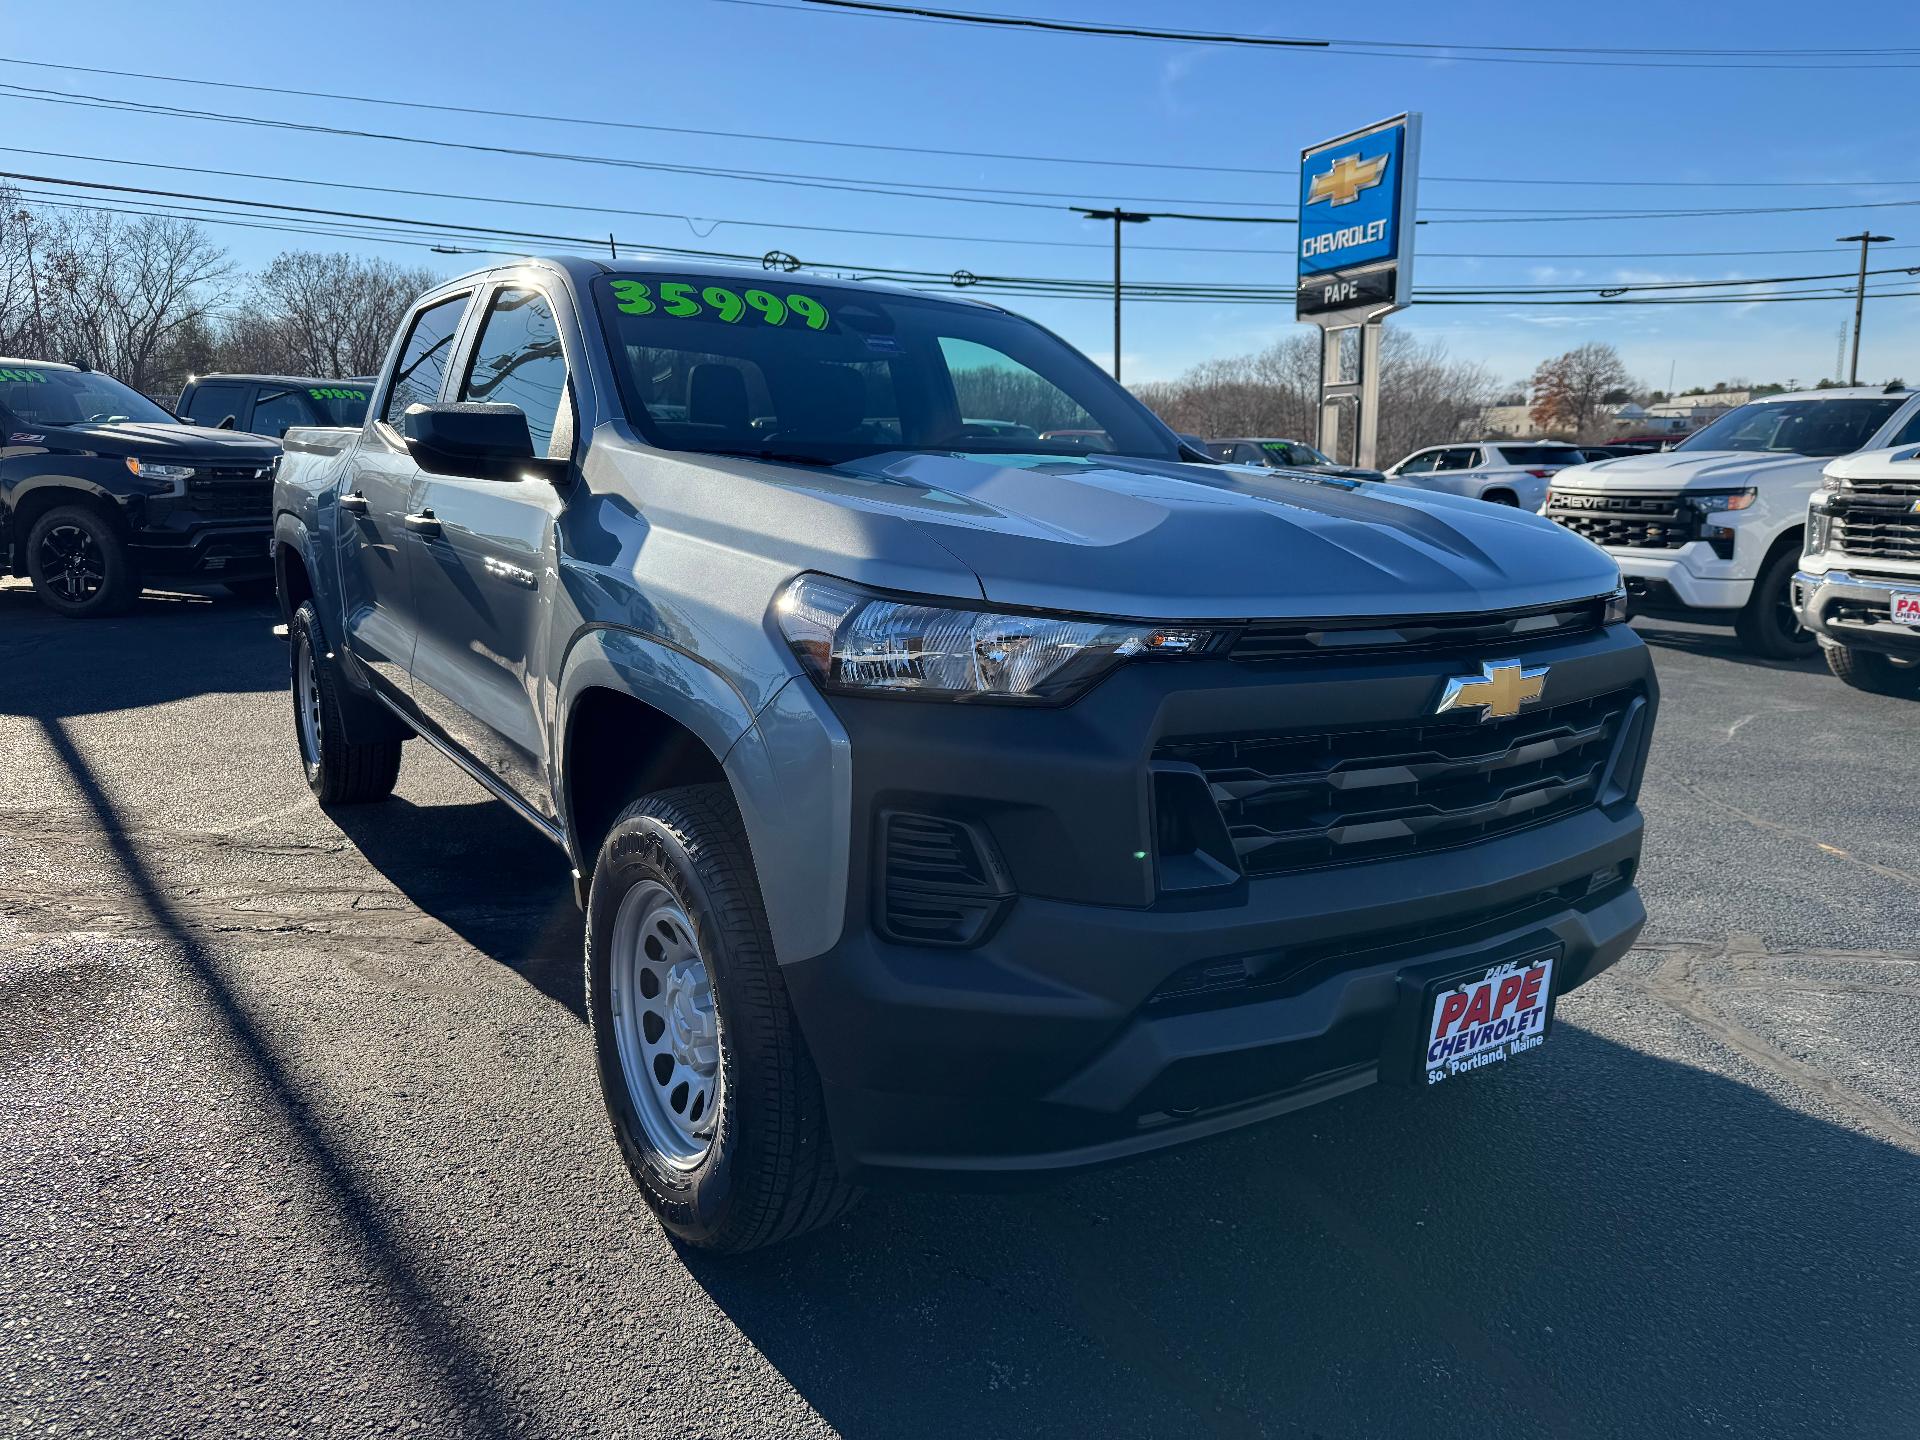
xmin=1 ymin=359 xmax=282 ymax=616
xmin=1544 ymin=387 xmax=1920 ymax=658
xmin=272 ymin=257 xmax=1656 ymax=1251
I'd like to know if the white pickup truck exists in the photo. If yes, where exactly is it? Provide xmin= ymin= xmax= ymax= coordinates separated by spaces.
xmin=1795 ymin=445 xmax=1920 ymax=697
xmin=1543 ymin=387 xmax=1920 ymax=657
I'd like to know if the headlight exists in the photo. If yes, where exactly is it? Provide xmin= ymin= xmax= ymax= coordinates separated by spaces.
xmin=1821 ymin=470 xmax=1851 ymax=493
xmin=775 ymin=574 xmax=1222 ymax=704
xmin=1683 ymin=487 xmax=1757 ymax=514
xmin=124 ymin=458 xmax=195 ymax=480
xmin=1604 ymin=586 xmax=1630 ymax=625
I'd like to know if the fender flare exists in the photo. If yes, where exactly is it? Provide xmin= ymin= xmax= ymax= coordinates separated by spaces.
xmin=554 ymin=627 xmax=850 ymax=964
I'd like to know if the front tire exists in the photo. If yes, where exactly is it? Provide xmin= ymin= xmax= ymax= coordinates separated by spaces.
xmin=1735 ymin=545 xmax=1818 ymax=660
xmin=25 ymin=504 xmax=136 ymax=618
xmin=1824 ymin=641 xmax=1920 ymax=697
xmin=586 ymin=784 xmax=859 ymax=1252
xmin=290 ymin=601 xmax=402 ymax=805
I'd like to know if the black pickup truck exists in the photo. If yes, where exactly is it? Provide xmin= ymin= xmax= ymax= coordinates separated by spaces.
xmin=0 ymin=359 xmax=282 ymax=616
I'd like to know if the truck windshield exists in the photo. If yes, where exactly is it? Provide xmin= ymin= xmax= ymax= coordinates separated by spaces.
xmin=1675 ymin=397 xmax=1903 ymax=458
xmin=592 ymin=276 xmax=1177 ymax=464
xmin=0 ymin=367 xmax=177 ymax=427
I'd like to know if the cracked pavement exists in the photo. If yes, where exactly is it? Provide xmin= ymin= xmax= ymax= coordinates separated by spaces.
xmin=2 ymin=578 xmax=1917 ymax=1438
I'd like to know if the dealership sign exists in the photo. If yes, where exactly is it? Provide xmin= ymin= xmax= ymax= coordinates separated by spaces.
xmin=1296 ymin=114 xmax=1421 ymax=324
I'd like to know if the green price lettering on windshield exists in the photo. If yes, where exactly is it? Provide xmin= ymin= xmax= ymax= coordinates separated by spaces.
xmin=609 ymin=279 xmax=655 ymax=315
xmin=609 ymin=278 xmax=829 ymax=329
xmin=0 ymin=368 xmax=47 ymax=383
xmin=702 ymin=286 xmax=746 ymax=322
xmin=744 ymin=290 xmax=785 ymax=324
xmin=659 ymin=281 xmax=700 ymax=317
xmin=309 ymin=387 xmax=366 ymax=402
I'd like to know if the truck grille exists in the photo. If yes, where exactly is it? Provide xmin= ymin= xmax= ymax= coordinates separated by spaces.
xmin=1832 ymin=506 xmax=1920 ymax=562
xmin=186 ymin=468 xmax=272 ymax=520
xmin=1231 ymin=598 xmax=1605 ymax=660
xmin=1547 ymin=492 xmax=1695 ymax=551
xmin=1155 ymin=689 xmax=1638 ymax=877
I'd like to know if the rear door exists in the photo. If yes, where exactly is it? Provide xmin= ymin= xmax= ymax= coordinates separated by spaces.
xmin=338 ymin=289 xmax=474 ymax=699
xmin=404 ymin=281 xmax=574 ymax=816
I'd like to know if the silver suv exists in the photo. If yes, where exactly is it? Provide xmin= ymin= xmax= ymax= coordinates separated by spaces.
xmin=1386 ymin=441 xmax=1589 ymax=511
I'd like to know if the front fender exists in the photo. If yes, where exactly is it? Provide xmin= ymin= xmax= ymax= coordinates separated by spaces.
xmin=554 ymin=627 xmax=851 ymax=966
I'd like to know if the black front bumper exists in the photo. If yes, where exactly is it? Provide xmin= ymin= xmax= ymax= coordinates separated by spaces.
xmin=1795 ymin=568 xmax=1920 ymax=659
xmin=785 ymin=623 xmax=1657 ymax=1184
xmin=129 ymin=524 xmax=272 ymax=580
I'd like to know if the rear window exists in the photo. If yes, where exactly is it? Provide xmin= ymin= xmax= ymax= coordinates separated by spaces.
xmin=1496 ymin=445 xmax=1581 ymax=466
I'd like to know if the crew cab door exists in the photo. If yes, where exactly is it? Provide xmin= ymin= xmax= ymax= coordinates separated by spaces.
xmin=404 ymin=282 xmax=572 ymax=817
xmin=338 ymin=290 xmax=474 ymax=698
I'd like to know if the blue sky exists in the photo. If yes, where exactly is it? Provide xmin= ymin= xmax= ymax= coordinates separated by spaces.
xmin=7 ymin=0 xmax=1920 ymax=392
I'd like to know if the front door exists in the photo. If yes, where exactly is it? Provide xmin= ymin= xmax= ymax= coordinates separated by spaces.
xmin=405 ymin=283 xmax=573 ymax=817
xmin=337 ymin=290 xmax=472 ymax=699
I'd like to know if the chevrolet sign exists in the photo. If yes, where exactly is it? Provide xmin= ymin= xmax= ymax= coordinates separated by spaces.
xmin=1296 ymin=113 xmax=1421 ymax=325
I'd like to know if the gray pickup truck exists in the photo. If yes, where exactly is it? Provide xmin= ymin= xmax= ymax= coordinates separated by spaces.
xmin=272 ymin=256 xmax=1656 ymax=1251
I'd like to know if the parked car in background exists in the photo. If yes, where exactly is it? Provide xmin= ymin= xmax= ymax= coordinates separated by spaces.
xmin=178 ymin=374 xmax=377 ymax=439
xmin=1545 ymin=386 xmax=1920 ymax=658
xmin=1795 ymin=444 xmax=1920 ymax=696
xmin=1384 ymin=441 xmax=1586 ymax=511
xmin=273 ymin=255 xmax=1653 ymax=1252
xmin=1207 ymin=437 xmax=1385 ymax=481
xmin=1 ymin=359 xmax=281 ymax=616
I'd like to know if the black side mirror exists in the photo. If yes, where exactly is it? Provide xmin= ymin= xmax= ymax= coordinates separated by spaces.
xmin=399 ymin=402 xmax=567 ymax=483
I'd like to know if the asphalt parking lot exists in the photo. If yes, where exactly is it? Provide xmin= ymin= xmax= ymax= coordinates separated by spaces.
xmin=3 ymin=577 xmax=1917 ymax=1440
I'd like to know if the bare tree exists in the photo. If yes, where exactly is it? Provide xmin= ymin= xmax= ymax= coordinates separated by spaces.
xmin=1529 ymin=342 xmax=1633 ymax=441
xmin=243 ymin=251 xmax=438 ymax=377
xmin=1133 ymin=326 xmax=1494 ymax=467
xmin=0 ymin=186 xmax=48 ymax=356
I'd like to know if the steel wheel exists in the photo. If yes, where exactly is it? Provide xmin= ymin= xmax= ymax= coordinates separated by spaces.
xmin=37 ymin=522 xmax=106 ymax=604
xmin=294 ymin=632 xmax=324 ymax=781
xmin=608 ymin=880 xmax=723 ymax=1168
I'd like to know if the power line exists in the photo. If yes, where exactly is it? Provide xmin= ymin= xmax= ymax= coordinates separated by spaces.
xmin=2 ymin=51 xmax=1916 ymax=192
xmin=753 ymin=0 xmax=1920 ymax=69
xmin=12 ymin=79 xmax=1920 ymax=230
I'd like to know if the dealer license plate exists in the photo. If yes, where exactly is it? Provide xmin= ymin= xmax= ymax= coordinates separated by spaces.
xmin=1423 ymin=954 xmax=1555 ymax=1086
xmin=1890 ymin=591 xmax=1920 ymax=628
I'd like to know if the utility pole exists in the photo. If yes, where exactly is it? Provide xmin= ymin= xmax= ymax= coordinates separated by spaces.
xmin=1076 ymin=207 xmax=1151 ymax=381
xmin=1837 ymin=232 xmax=1892 ymax=385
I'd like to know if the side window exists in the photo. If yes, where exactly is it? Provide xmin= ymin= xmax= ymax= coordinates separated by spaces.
xmin=1886 ymin=407 xmax=1920 ymax=449
xmin=1435 ymin=447 xmax=1477 ymax=472
xmin=184 ymin=382 xmax=248 ymax=428
xmin=1396 ymin=450 xmax=1439 ymax=474
xmin=383 ymin=293 xmax=470 ymax=426
xmin=459 ymin=287 xmax=571 ymax=459
xmin=249 ymin=388 xmax=312 ymax=439
xmin=1233 ymin=443 xmax=1266 ymax=465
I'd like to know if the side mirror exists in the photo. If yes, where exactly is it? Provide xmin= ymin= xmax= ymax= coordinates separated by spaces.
xmin=399 ymin=402 xmax=567 ymax=483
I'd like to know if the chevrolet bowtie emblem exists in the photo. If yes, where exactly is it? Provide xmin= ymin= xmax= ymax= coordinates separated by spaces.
xmin=1307 ymin=152 xmax=1389 ymax=208
xmin=1435 ymin=661 xmax=1549 ymax=722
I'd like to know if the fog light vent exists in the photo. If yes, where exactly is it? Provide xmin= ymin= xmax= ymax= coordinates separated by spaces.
xmin=875 ymin=811 xmax=1013 ymax=948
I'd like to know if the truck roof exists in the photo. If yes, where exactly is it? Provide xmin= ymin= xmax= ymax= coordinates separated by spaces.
xmin=185 ymin=373 xmax=378 ymax=387
xmin=0 ymin=357 xmax=80 ymax=372
xmin=436 ymin=253 xmax=1010 ymax=312
xmin=1741 ymin=385 xmax=1913 ymax=404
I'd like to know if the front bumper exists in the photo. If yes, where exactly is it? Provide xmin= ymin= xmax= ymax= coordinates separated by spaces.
xmin=784 ymin=624 xmax=1657 ymax=1184
xmin=1795 ymin=566 xmax=1920 ymax=658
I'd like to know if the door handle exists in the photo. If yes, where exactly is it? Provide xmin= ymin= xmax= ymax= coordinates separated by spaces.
xmin=338 ymin=491 xmax=369 ymax=515
xmin=404 ymin=510 xmax=442 ymax=538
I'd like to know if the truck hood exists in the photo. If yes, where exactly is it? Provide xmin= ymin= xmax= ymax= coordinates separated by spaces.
xmin=35 ymin=420 xmax=280 ymax=464
xmin=823 ymin=451 xmax=1619 ymax=619
xmin=1551 ymin=448 xmax=1817 ymax=490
